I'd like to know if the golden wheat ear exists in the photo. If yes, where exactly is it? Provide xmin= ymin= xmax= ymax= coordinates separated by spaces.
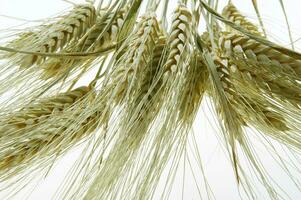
xmin=20 ymin=4 xmax=96 ymax=68
xmin=0 ymin=86 xmax=98 ymax=179
xmin=0 ymin=4 xmax=97 ymax=104
xmin=105 ymin=13 xmax=160 ymax=104
xmin=53 ymin=14 xmax=164 ymax=199
xmin=222 ymin=2 xmax=264 ymax=37
xmin=218 ymin=32 xmax=301 ymax=105
xmin=216 ymin=31 xmax=301 ymax=149
xmin=41 ymin=8 xmax=127 ymax=80
xmin=199 ymin=45 xmax=288 ymax=198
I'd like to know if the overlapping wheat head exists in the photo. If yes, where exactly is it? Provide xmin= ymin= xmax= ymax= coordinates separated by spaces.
xmin=0 ymin=0 xmax=300 ymax=199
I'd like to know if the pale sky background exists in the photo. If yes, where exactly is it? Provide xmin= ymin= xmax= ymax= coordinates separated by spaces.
xmin=0 ymin=0 xmax=301 ymax=199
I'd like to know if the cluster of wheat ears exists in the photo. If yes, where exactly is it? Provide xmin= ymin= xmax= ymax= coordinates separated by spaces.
xmin=0 ymin=0 xmax=300 ymax=199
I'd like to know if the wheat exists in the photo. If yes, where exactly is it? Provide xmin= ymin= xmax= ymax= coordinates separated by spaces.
xmin=81 ymin=14 xmax=163 ymax=200
xmin=123 ymin=4 xmax=199 ymax=199
xmin=218 ymin=32 xmax=301 ymax=106
xmin=0 ymin=1 xmax=301 ymax=200
xmin=214 ymin=31 xmax=301 ymax=152
xmin=41 ymin=8 xmax=127 ymax=79
xmin=222 ymin=2 xmax=264 ymax=37
xmin=78 ymin=9 xmax=127 ymax=52
xmin=163 ymin=5 xmax=193 ymax=76
xmin=212 ymin=54 xmax=289 ymax=131
xmin=108 ymin=13 xmax=161 ymax=103
xmin=21 ymin=4 xmax=96 ymax=68
xmin=0 ymin=86 xmax=97 ymax=174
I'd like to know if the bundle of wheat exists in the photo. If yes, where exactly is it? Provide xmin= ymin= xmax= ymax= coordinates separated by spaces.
xmin=0 ymin=0 xmax=300 ymax=200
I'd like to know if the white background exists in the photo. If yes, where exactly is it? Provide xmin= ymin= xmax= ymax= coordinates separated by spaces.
xmin=0 ymin=0 xmax=301 ymax=199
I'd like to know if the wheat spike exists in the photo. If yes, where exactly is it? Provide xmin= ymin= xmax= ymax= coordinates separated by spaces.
xmin=108 ymin=13 xmax=161 ymax=103
xmin=0 ymin=86 xmax=97 ymax=175
xmin=163 ymin=4 xmax=193 ymax=76
xmin=215 ymin=32 xmax=301 ymax=151
xmin=127 ymin=4 xmax=199 ymax=199
xmin=202 ymin=50 xmax=285 ymax=196
xmin=130 ymin=34 xmax=166 ymax=114
xmin=222 ymin=2 xmax=264 ymax=37
xmin=41 ymin=8 xmax=127 ymax=79
xmin=21 ymin=4 xmax=96 ymax=68
xmin=1 ymin=1 xmax=301 ymax=200
xmin=83 ymin=5 xmax=199 ymax=199
xmin=212 ymin=54 xmax=289 ymax=131
xmin=218 ymin=32 xmax=301 ymax=106
xmin=78 ymin=9 xmax=127 ymax=52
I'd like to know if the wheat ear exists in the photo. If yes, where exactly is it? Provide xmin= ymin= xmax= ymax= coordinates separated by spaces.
xmin=217 ymin=32 xmax=301 ymax=149
xmin=218 ymin=32 xmax=301 ymax=106
xmin=212 ymin=53 xmax=289 ymax=131
xmin=128 ymin=4 xmax=198 ymax=199
xmin=107 ymin=14 xmax=160 ymax=104
xmin=78 ymin=9 xmax=127 ymax=52
xmin=0 ymin=86 xmax=97 ymax=176
xmin=41 ymin=8 xmax=127 ymax=79
xmin=222 ymin=2 xmax=264 ymax=37
xmin=21 ymin=4 xmax=96 ymax=68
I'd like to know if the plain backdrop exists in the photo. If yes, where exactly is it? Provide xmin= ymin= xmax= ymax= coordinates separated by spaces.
xmin=0 ymin=0 xmax=301 ymax=199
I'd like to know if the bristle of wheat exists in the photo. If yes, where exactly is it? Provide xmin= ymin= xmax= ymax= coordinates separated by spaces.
xmin=179 ymin=52 xmax=208 ymax=122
